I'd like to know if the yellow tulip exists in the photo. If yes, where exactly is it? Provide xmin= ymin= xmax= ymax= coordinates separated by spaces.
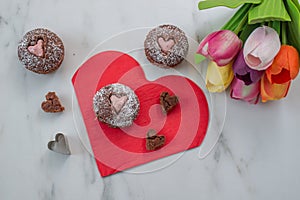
xmin=206 ymin=61 xmax=234 ymax=93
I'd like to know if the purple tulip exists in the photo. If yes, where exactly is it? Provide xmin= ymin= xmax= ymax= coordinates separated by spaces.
xmin=197 ymin=30 xmax=242 ymax=66
xmin=230 ymin=77 xmax=260 ymax=104
xmin=232 ymin=49 xmax=264 ymax=85
xmin=243 ymin=26 xmax=281 ymax=71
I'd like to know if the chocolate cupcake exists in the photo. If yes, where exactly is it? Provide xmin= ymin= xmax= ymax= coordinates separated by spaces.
xmin=18 ymin=28 xmax=65 ymax=74
xmin=144 ymin=24 xmax=189 ymax=68
xmin=93 ymin=83 xmax=140 ymax=128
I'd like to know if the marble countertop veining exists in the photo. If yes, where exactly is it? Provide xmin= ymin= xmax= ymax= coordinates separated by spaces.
xmin=1 ymin=0 xmax=300 ymax=199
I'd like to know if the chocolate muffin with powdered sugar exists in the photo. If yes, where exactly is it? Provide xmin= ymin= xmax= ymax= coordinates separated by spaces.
xmin=18 ymin=28 xmax=64 ymax=74
xmin=144 ymin=24 xmax=189 ymax=68
xmin=93 ymin=83 xmax=140 ymax=128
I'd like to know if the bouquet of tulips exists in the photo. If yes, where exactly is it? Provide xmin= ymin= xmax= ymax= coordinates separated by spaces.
xmin=196 ymin=0 xmax=300 ymax=104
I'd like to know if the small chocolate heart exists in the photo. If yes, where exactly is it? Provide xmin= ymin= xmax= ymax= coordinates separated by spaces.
xmin=158 ymin=37 xmax=175 ymax=53
xmin=27 ymin=39 xmax=44 ymax=57
xmin=160 ymin=91 xmax=179 ymax=114
xmin=110 ymin=95 xmax=128 ymax=114
xmin=146 ymin=129 xmax=165 ymax=151
xmin=41 ymin=92 xmax=65 ymax=113
xmin=48 ymin=133 xmax=71 ymax=155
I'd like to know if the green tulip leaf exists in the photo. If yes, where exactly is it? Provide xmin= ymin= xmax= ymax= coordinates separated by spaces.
xmin=248 ymin=0 xmax=291 ymax=24
xmin=198 ymin=0 xmax=261 ymax=9
xmin=195 ymin=54 xmax=206 ymax=64
xmin=285 ymin=0 xmax=300 ymax=53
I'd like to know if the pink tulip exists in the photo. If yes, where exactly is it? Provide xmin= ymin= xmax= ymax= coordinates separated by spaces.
xmin=230 ymin=78 xmax=260 ymax=104
xmin=197 ymin=30 xmax=242 ymax=66
xmin=243 ymin=26 xmax=281 ymax=71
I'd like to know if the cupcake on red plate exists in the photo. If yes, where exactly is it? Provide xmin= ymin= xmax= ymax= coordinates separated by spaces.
xmin=93 ymin=83 xmax=140 ymax=128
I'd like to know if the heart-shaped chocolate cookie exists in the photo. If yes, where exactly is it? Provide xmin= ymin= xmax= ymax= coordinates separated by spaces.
xmin=48 ymin=133 xmax=71 ymax=155
xmin=110 ymin=95 xmax=128 ymax=114
xmin=158 ymin=37 xmax=175 ymax=53
xmin=28 ymin=39 xmax=44 ymax=57
xmin=41 ymin=92 xmax=65 ymax=113
xmin=146 ymin=129 xmax=166 ymax=151
xmin=160 ymin=92 xmax=179 ymax=114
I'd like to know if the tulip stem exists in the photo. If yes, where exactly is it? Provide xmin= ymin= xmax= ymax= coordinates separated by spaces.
xmin=221 ymin=3 xmax=252 ymax=31
xmin=233 ymin=11 xmax=249 ymax=34
xmin=281 ymin=22 xmax=287 ymax=45
xmin=238 ymin=23 xmax=260 ymax=42
xmin=269 ymin=21 xmax=281 ymax=35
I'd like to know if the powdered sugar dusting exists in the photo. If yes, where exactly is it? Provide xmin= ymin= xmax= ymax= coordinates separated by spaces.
xmin=93 ymin=83 xmax=140 ymax=128
xmin=144 ymin=24 xmax=189 ymax=67
xmin=17 ymin=28 xmax=64 ymax=74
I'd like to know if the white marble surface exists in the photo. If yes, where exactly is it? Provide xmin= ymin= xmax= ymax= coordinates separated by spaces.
xmin=1 ymin=0 xmax=300 ymax=199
